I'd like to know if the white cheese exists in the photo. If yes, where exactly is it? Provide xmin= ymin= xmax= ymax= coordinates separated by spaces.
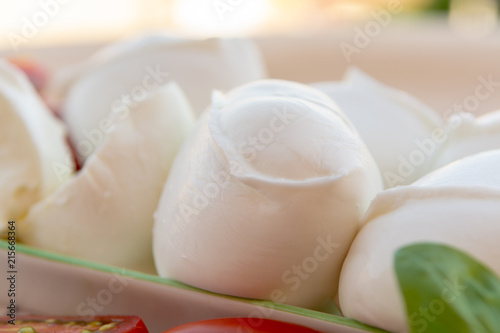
xmin=339 ymin=149 xmax=500 ymax=333
xmin=432 ymin=110 xmax=500 ymax=170
xmin=20 ymin=82 xmax=195 ymax=272
xmin=57 ymin=34 xmax=266 ymax=163
xmin=0 ymin=59 xmax=73 ymax=232
xmin=153 ymin=80 xmax=382 ymax=309
xmin=313 ymin=68 xmax=444 ymax=188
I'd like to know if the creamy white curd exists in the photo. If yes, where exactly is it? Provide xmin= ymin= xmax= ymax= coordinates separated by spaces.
xmin=21 ymin=82 xmax=195 ymax=272
xmin=56 ymin=34 xmax=266 ymax=163
xmin=0 ymin=59 xmax=73 ymax=232
xmin=313 ymin=68 xmax=444 ymax=188
xmin=153 ymin=80 xmax=382 ymax=309
xmin=432 ymin=110 xmax=500 ymax=170
xmin=339 ymin=149 xmax=500 ymax=333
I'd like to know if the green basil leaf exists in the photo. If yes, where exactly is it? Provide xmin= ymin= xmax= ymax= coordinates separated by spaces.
xmin=395 ymin=243 xmax=500 ymax=333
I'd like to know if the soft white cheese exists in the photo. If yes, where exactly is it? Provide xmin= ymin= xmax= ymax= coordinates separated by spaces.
xmin=20 ymin=82 xmax=195 ymax=272
xmin=432 ymin=110 xmax=500 ymax=170
xmin=338 ymin=149 xmax=500 ymax=333
xmin=0 ymin=59 xmax=73 ymax=232
xmin=153 ymin=80 xmax=382 ymax=309
xmin=313 ymin=68 xmax=444 ymax=188
xmin=56 ymin=34 xmax=266 ymax=163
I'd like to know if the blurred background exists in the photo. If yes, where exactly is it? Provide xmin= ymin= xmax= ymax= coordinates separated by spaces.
xmin=0 ymin=0 xmax=499 ymax=114
xmin=0 ymin=0 xmax=498 ymax=48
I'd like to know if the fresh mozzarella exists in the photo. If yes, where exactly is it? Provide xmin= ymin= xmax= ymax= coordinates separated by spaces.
xmin=339 ymin=149 xmax=500 ymax=333
xmin=432 ymin=110 xmax=500 ymax=170
xmin=0 ymin=59 xmax=73 ymax=232
xmin=57 ymin=34 xmax=266 ymax=163
xmin=20 ymin=82 xmax=195 ymax=272
xmin=313 ymin=68 xmax=444 ymax=188
xmin=153 ymin=80 xmax=382 ymax=309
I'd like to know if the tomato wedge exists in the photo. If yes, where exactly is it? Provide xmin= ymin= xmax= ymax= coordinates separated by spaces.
xmin=162 ymin=318 xmax=322 ymax=333
xmin=8 ymin=57 xmax=48 ymax=93
xmin=0 ymin=315 xmax=148 ymax=332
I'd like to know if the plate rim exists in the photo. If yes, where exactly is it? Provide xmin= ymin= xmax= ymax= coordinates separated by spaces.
xmin=0 ymin=239 xmax=388 ymax=333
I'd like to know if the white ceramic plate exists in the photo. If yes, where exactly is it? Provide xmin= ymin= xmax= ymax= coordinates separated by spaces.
xmin=0 ymin=240 xmax=388 ymax=333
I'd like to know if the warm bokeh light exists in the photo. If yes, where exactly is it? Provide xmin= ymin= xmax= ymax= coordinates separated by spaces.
xmin=449 ymin=0 xmax=498 ymax=38
xmin=172 ymin=0 xmax=271 ymax=37
xmin=0 ymin=0 xmax=147 ymax=49
xmin=0 ymin=0 xmax=499 ymax=51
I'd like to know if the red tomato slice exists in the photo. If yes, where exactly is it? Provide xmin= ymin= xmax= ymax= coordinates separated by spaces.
xmin=8 ymin=57 xmax=48 ymax=93
xmin=0 ymin=315 xmax=148 ymax=332
xmin=162 ymin=318 xmax=322 ymax=333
